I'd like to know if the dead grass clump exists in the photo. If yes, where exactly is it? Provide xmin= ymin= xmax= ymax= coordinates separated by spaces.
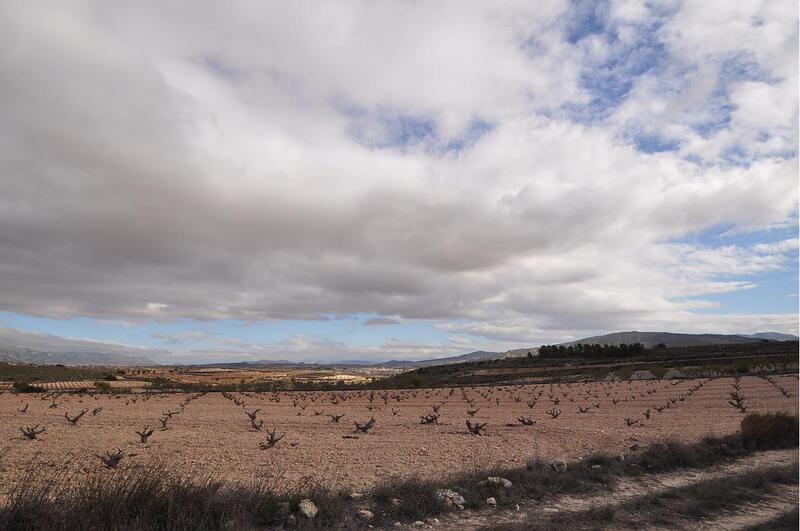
xmin=740 ymin=412 xmax=799 ymax=450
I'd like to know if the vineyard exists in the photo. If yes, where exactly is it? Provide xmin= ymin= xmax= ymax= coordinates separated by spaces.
xmin=0 ymin=375 xmax=796 ymax=493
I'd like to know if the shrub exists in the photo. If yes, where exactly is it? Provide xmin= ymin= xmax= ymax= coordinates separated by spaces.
xmin=93 ymin=382 xmax=111 ymax=392
xmin=740 ymin=412 xmax=799 ymax=450
xmin=12 ymin=381 xmax=44 ymax=393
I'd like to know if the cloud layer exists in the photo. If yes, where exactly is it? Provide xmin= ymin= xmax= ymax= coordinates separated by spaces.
xmin=0 ymin=1 xmax=797 ymax=360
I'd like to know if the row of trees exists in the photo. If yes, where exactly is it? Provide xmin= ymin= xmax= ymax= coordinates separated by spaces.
xmin=538 ymin=342 xmax=646 ymax=358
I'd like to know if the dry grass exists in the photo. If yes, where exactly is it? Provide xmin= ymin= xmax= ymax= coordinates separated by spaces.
xmin=741 ymin=412 xmax=799 ymax=449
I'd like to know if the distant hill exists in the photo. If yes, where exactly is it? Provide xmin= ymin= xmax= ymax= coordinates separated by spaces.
xmin=0 ymin=344 xmax=156 ymax=366
xmin=740 ymin=332 xmax=799 ymax=342
xmin=328 ymin=351 xmax=503 ymax=367
xmin=504 ymin=331 xmax=798 ymax=357
xmin=401 ymin=350 xmax=503 ymax=366
xmin=202 ymin=350 xmax=504 ymax=369
xmin=562 ymin=332 xmax=766 ymax=348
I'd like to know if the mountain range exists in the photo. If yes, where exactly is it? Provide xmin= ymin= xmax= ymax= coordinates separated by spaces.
xmin=0 ymin=345 xmax=156 ymax=366
xmin=0 ymin=331 xmax=796 ymax=367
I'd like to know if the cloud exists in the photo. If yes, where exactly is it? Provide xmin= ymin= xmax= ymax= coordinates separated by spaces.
xmin=364 ymin=317 xmax=401 ymax=326
xmin=753 ymin=238 xmax=799 ymax=254
xmin=0 ymin=1 xmax=796 ymax=360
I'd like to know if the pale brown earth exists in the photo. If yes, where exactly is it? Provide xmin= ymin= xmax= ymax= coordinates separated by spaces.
xmin=0 ymin=375 xmax=797 ymax=495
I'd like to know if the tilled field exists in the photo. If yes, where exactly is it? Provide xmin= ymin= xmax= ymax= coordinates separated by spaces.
xmin=0 ymin=375 xmax=796 ymax=493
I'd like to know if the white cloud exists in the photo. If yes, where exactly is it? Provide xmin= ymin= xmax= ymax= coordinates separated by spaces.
xmin=0 ymin=1 xmax=796 ymax=359
xmin=753 ymin=238 xmax=799 ymax=254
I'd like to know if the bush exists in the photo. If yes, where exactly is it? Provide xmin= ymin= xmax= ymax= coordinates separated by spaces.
xmin=740 ymin=412 xmax=799 ymax=450
xmin=93 ymin=382 xmax=111 ymax=392
xmin=12 ymin=381 xmax=44 ymax=393
xmin=0 ymin=464 xmax=350 ymax=531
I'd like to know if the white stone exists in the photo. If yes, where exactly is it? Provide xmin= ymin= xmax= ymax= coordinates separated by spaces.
xmin=435 ymin=488 xmax=466 ymax=508
xmin=298 ymin=499 xmax=318 ymax=519
xmin=484 ymin=476 xmax=513 ymax=488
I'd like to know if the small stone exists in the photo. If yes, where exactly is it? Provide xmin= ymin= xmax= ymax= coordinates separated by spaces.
xmin=435 ymin=488 xmax=466 ymax=508
xmin=298 ymin=499 xmax=318 ymax=519
xmin=552 ymin=460 xmax=568 ymax=472
xmin=349 ymin=492 xmax=364 ymax=501
xmin=629 ymin=442 xmax=640 ymax=451
xmin=484 ymin=476 xmax=513 ymax=489
xmin=390 ymin=497 xmax=402 ymax=507
xmin=486 ymin=497 xmax=497 ymax=506
xmin=411 ymin=521 xmax=426 ymax=528
xmin=591 ymin=464 xmax=602 ymax=470
xmin=514 ymin=504 xmax=520 ymax=512
xmin=356 ymin=509 xmax=374 ymax=521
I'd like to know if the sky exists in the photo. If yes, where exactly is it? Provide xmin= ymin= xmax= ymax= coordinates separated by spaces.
xmin=0 ymin=0 xmax=797 ymax=364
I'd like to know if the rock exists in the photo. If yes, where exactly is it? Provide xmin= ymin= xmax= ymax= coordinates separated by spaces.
xmin=435 ymin=488 xmax=466 ymax=508
xmin=297 ymin=499 xmax=318 ymax=519
xmin=287 ymin=515 xmax=296 ymax=524
xmin=348 ymin=492 xmax=364 ymax=501
xmin=552 ymin=460 xmax=568 ymax=472
xmin=514 ymin=504 xmax=520 ymax=512
xmin=356 ymin=509 xmax=374 ymax=522
xmin=390 ymin=497 xmax=402 ymax=507
xmin=486 ymin=497 xmax=497 ymax=506
xmin=393 ymin=522 xmax=402 ymax=528
xmin=629 ymin=442 xmax=640 ymax=451
xmin=411 ymin=521 xmax=426 ymax=528
xmin=483 ymin=476 xmax=513 ymax=489
xmin=591 ymin=464 xmax=602 ymax=470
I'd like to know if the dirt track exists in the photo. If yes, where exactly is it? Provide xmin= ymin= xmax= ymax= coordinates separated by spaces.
xmin=0 ymin=375 xmax=797 ymax=493
xmin=436 ymin=448 xmax=799 ymax=530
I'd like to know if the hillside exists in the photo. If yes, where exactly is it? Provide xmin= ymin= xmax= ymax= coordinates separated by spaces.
xmin=505 ymin=331 xmax=797 ymax=357
xmin=0 ymin=344 xmax=156 ymax=366
xmin=380 ymin=340 xmax=799 ymax=389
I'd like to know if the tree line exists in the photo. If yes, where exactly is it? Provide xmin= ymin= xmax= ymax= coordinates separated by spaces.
xmin=537 ymin=342 xmax=646 ymax=358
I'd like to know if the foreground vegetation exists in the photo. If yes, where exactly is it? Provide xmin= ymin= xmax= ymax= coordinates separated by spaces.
xmin=0 ymin=412 xmax=796 ymax=530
